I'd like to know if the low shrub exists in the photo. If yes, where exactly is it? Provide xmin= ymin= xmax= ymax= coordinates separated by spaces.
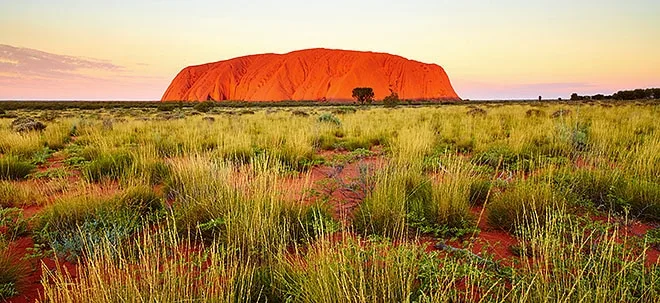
xmin=318 ymin=113 xmax=341 ymax=125
xmin=291 ymin=110 xmax=309 ymax=117
xmin=551 ymin=109 xmax=571 ymax=118
xmin=0 ymin=208 xmax=29 ymax=240
xmin=525 ymin=109 xmax=545 ymax=117
xmin=193 ymin=101 xmax=215 ymax=113
xmin=466 ymin=108 xmax=487 ymax=116
xmin=10 ymin=117 xmax=46 ymax=133
xmin=353 ymin=167 xmax=409 ymax=238
xmin=273 ymin=239 xmax=442 ymax=302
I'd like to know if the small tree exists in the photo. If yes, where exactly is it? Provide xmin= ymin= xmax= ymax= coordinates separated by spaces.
xmin=383 ymin=89 xmax=400 ymax=108
xmin=352 ymin=87 xmax=375 ymax=104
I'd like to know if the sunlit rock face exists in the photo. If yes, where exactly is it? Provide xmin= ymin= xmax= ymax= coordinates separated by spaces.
xmin=162 ymin=48 xmax=460 ymax=102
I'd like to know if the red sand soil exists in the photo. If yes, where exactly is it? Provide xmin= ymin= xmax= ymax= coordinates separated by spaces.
xmin=589 ymin=214 xmax=659 ymax=265
xmin=284 ymin=153 xmax=386 ymax=223
xmin=161 ymin=48 xmax=460 ymax=102
xmin=5 ymin=237 xmax=78 ymax=303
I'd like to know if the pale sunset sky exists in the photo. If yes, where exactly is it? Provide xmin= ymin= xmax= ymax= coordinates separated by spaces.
xmin=1 ymin=0 xmax=659 ymax=100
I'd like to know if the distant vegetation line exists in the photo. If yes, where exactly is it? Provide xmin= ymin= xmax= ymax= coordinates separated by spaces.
xmin=0 ymin=99 xmax=658 ymax=111
xmin=571 ymin=88 xmax=660 ymax=101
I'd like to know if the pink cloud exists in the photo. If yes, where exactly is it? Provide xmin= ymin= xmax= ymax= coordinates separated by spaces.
xmin=0 ymin=44 xmax=167 ymax=100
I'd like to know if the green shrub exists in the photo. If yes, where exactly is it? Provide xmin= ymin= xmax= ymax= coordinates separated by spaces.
xmin=354 ymin=166 xmax=472 ymax=238
xmin=383 ymin=90 xmax=400 ymax=108
xmin=193 ymin=101 xmax=215 ymax=113
xmin=311 ymin=134 xmax=339 ymax=150
xmin=0 ymin=156 xmax=35 ymax=180
xmin=132 ymin=160 xmax=171 ymax=185
xmin=318 ymin=113 xmax=341 ymax=125
xmin=30 ymin=147 xmax=53 ymax=165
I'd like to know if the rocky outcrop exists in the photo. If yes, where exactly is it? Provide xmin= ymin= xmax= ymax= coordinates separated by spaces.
xmin=162 ymin=48 xmax=460 ymax=102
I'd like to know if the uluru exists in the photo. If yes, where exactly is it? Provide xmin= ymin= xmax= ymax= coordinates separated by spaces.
xmin=161 ymin=48 xmax=460 ymax=102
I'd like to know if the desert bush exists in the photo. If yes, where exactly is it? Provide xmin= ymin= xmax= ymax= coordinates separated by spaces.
xmin=520 ymin=134 xmax=571 ymax=158
xmin=525 ymin=108 xmax=545 ymax=117
xmin=10 ymin=117 xmax=46 ymax=132
xmin=318 ymin=113 xmax=341 ymax=125
xmin=353 ymin=166 xmax=410 ymax=238
xmin=558 ymin=168 xmax=660 ymax=220
xmin=311 ymin=133 xmax=339 ymax=150
xmin=291 ymin=110 xmax=309 ymax=117
xmin=383 ymin=90 xmax=400 ymax=108
xmin=472 ymin=144 xmax=520 ymax=170
xmin=0 ymin=208 xmax=29 ymax=241
xmin=409 ymin=173 xmax=474 ymax=236
xmin=273 ymin=239 xmax=443 ymax=302
xmin=0 ymin=131 xmax=43 ymax=159
xmin=509 ymin=209 xmax=660 ymax=302
xmin=551 ymin=109 xmax=572 ymax=118
xmin=466 ymin=107 xmax=487 ymax=116
xmin=331 ymin=106 xmax=357 ymax=115
xmin=193 ymin=101 xmax=215 ymax=113
xmin=0 ymin=156 xmax=35 ymax=180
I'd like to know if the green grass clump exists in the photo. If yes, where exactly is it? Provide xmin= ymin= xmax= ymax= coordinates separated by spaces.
xmin=0 ymin=156 xmax=35 ymax=180
xmin=167 ymin=156 xmax=337 ymax=255
xmin=0 ymin=249 xmax=28 ymax=300
xmin=272 ymin=239 xmax=442 ymax=302
xmin=41 ymin=226 xmax=263 ymax=302
xmin=82 ymin=150 xmax=133 ymax=182
xmin=468 ymin=178 xmax=492 ymax=206
xmin=34 ymin=185 xmax=163 ymax=259
xmin=487 ymin=179 xmax=560 ymax=232
xmin=0 ymin=181 xmax=42 ymax=208
xmin=353 ymin=166 xmax=409 ymax=239
xmin=510 ymin=209 xmax=660 ymax=302
xmin=558 ymin=168 xmax=660 ymax=220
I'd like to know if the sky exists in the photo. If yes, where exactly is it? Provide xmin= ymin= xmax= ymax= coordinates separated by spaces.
xmin=1 ymin=0 xmax=659 ymax=100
